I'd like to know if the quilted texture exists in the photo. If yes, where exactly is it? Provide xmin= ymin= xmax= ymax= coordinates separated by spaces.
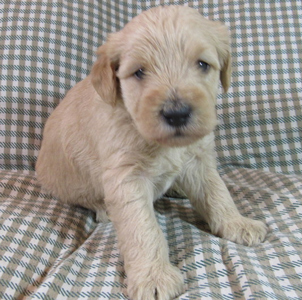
xmin=0 ymin=0 xmax=302 ymax=299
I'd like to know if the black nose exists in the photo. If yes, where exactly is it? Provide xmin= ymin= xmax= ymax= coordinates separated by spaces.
xmin=160 ymin=101 xmax=192 ymax=127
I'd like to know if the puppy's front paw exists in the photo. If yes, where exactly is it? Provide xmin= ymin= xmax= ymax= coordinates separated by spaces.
xmin=127 ymin=263 xmax=184 ymax=300
xmin=218 ymin=217 xmax=268 ymax=246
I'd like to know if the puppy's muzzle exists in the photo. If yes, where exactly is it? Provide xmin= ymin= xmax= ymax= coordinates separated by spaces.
xmin=160 ymin=100 xmax=192 ymax=127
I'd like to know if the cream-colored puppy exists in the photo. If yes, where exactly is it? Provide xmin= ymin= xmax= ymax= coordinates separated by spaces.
xmin=36 ymin=6 xmax=267 ymax=300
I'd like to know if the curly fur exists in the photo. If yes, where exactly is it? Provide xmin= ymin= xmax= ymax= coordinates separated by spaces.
xmin=36 ymin=6 xmax=267 ymax=300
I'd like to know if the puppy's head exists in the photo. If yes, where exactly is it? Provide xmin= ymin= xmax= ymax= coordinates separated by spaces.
xmin=91 ymin=5 xmax=231 ymax=147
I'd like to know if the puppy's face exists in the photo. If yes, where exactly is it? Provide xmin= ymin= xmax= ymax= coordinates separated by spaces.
xmin=91 ymin=6 xmax=231 ymax=147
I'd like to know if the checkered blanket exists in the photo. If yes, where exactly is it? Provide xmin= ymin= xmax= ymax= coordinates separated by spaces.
xmin=1 ymin=1 xmax=301 ymax=299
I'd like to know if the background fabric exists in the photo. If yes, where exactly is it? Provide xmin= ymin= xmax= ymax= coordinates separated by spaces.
xmin=0 ymin=1 xmax=301 ymax=299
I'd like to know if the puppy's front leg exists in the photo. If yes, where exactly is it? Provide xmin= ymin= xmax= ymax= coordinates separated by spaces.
xmin=103 ymin=172 xmax=183 ymax=300
xmin=175 ymin=152 xmax=268 ymax=246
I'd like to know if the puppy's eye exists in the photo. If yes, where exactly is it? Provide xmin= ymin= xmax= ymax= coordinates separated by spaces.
xmin=134 ymin=68 xmax=145 ymax=80
xmin=198 ymin=61 xmax=210 ymax=73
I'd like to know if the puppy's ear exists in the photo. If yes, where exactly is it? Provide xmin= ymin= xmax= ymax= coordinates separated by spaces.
xmin=212 ymin=21 xmax=232 ymax=92
xmin=220 ymin=50 xmax=232 ymax=92
xmin=90 ymin=42 xmax=120 ymax=105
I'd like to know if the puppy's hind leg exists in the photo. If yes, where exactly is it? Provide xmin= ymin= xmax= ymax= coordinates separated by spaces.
xmin=69 ymin=182 xmax=109 ymax=223
xmin=174 ymin=150 xmax=268 ymax=246
xmin=81 ymin=200 xmax=110 ymax=223
xmin=95 ymin=204 xmax=110 ymax=223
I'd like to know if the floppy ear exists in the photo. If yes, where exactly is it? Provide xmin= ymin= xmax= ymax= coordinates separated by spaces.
xmin=211 ymin=21 xmax=232 ymax=92
xmin=90 ymin=43 xmax=120 ymax=105
xmin=220 ymin=50 xmax=232 ymax=92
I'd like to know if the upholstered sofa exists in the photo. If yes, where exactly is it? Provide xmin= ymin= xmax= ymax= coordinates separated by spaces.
xmin=1 ymin=1 xmax=301 ymax=299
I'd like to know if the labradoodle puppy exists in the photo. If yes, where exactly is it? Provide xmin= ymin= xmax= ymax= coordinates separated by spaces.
xmin=36 ymin=5 xmax=267 ymax=300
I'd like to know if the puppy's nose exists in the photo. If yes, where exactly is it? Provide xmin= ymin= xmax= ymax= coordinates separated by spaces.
xmin=160 ymin=101 xmax=192 ymax=127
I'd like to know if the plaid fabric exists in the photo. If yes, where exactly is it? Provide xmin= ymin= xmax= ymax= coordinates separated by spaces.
xmin=1 ymin=169 xmax=302 ymax=299
xmin=1 ymin=0 xmax=302 ymax=299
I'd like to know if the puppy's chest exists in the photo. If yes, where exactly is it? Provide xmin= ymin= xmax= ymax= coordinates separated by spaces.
xmin=149 ymin=151 xmax=185 ymax=200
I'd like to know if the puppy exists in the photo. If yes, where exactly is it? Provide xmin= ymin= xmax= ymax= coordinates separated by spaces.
xmin=36 ymin=6 xmax=267 ymax=300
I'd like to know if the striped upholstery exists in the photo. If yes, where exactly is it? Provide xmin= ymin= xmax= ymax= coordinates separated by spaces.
xmin=1 ymin=1 xmax=302 ymax=299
